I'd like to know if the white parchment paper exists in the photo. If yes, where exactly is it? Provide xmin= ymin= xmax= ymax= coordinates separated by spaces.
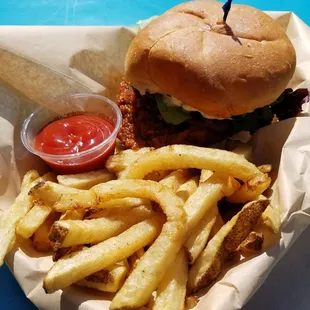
xmin=0 ymin=11 xmax=309 ymax=310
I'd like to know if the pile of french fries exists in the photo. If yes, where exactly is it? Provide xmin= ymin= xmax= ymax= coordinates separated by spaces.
xmin=0 ymin=144 xmax=281 ymax=309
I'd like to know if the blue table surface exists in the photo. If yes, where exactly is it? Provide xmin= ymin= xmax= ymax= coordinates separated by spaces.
xmin=0 ymin=0 xmax=309 ymax=26
xmin=0 ymin=1 xmax=309 ymax=310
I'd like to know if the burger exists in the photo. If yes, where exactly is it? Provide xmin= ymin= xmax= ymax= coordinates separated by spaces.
xmin=116 ymin=1 xmax=308 ymax=150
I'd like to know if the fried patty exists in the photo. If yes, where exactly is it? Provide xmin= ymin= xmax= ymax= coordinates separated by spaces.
xmin=117 ymin=80 xmax=233 ymax=150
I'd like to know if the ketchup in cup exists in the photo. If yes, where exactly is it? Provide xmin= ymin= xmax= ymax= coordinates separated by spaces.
xmin=21 ymin=94 xmax=122 ymax=174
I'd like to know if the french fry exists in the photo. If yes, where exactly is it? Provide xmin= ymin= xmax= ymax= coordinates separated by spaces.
xmin=57 ymin=169 xmax=115 ymax=189
xmin=128 ymin=248 xmax=145 ymax=273
xmin=182 ymin=175 xmax=238 ymax=265
xmin=43 ymin=215 xmax=164 ymax=293
xmin=84 ymin=207 xmax=121 ymax=219
xmin=184 ymin=173 xmax=240 ymax=233
xmin=0 ymin=172 xmax=54 ymax=266
xmin=188 ymin=200 xmax=269 ymax=292
xmin=110 ymin=220 xmax=185 ymax=309
xmin=57 ymin=197 xmax=148 ymax=213
xmin=59 ymin=209 xmax=85 ymax=221
xmin=33 ymin=212 xmax=59 ymax=252
xmin=106 ymin=147 xmax=153 ymax=173
xmin=30 ymin=181 xmax=148 ymax=212
xmin=84 ymin=203 xmax=151 ymax=220
xmin=176 ymin=176 xmax=199 ymax=203
xmin=153 ymin=248 xmax=188 ymax=310
xmin=159 ymin=169 xmax=192 ymax=193
xmin=199 ymin=170 xmax=213 ymax=183
xmin=209 ymin=213 xmax=225 ymax=240
xmin=52 ymin=245 xmax=83 ymax=262
xmin=120 ymin=145 xmax=263 ymax=182
xmin=16 ymin=200 xmax=53 ymax=239
xmin=261 ymin=202 xmax=281 ymax=233
xmin=228 ymin=173 xmax=271 ymax=203
xmin=20 ymin=170 xmax=40 ymax=189
xmin=28 ymin=181 xmax=84 ymax=205
xmin=57 ymin=196 xmax=149 ymax=213
xmin=237 ymin=232 xmax=264 ymax=253
xmin=258 ymin=165 xmax=272 ymax=173
xmin=55 ymin=180 xmax=184 ymax=221
xmin=145 ymin=170 xmax=171 ymax=182
xmin=185 ymin=205 xmax=218 ymax=264
xmin=77 ymin=260 xmax=128 ymax=293
xmin=49 ymin=205 xmax=154 ymax=248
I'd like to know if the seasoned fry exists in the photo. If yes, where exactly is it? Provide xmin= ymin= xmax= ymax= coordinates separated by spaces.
xmin=30 ymin=181 xmax=148 ymax=212
xmin=182 ymin=175 xmax=237 ymax=265
xmin=153 ymin=248 xmax=188 ymax=310
xmin=49 ymin=205 xmax=154 ymax=248
xmin=33 ymin=212 xmax=59 ymax=252
xmin=20 ymin=170 xmax=40 ymax=189
xmin=59 ymin=209 xmax=85 ymax=221
xmin=120 ymin=145 xmax=263 ymax=182
xmin=185 ymin=205 xmax=218 ymax=264
xmin=58 ymin=196 xmax=148 ymax=213
xmin=52 ymin=245 xmax=83 ymax=262
xmin=160 ymin=169 xmax=192 ymax=193
xmin=77 ymin=260 xmax=128 ymax=293
xmin=199 ymin=170 xmax=213 ymax=183
xmin=184 ymin=173 xmax=240 ymax=233
xmin=176 ymin=176 xmax=199 ymax=203
xmin=43 ymin=215 xmax=164 ymax=293
xmin=29 ymin=181 xmax=83 ymax=205
xmin=106 ymin=147 xmax=153 ymax=173
xmin=261 ymin=203 xmax=281 ymax=233
xmin=57 ymin=169 xmax=115 ymax=189
xmin=258 ymin=165 xmax=272 ymax=173
xmin=128 ymin=248 xmax=145 ymax=273
xmin=188 ymin=200 xmax=269 ymax=292
xmin=0 ymin=172 xmax=54 ymax=266
xmin=145 ymin=170 xmax=171 ymax=182
xmin=238 ymin=232 xmax=264 ymax=253
xmin=55 ymin=180 xmax=184 ymax=221
xmin=209 ymin=213 xmax=225 ymax=240
xmin=110 ymin=220 xmax=185 ymax=309
xmin=16 ymin=200 xmax=53 ymax=239
xmin=228 ymin=173 xmax=271 ymax=203
xmin=84 ymin=207 xmax=122 ymax=219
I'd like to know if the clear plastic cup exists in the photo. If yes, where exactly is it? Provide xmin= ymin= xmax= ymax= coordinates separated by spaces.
xmin=21 ymin=93 xmax=122 ymax=174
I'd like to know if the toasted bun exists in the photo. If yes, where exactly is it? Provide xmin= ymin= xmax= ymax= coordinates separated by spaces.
xmin=125 ymin=1 xmax=296 ymax=118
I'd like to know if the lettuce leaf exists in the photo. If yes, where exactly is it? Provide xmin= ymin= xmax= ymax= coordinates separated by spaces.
xmin=155 ymin=95 xmax=192 ymax=125
xmin=232 ymin=88 xmax=309 ymax=134
xmin=231 ymin=106 xmax=273 ymax=134
xmin=153 ymin=88 xmax=309 ymax=131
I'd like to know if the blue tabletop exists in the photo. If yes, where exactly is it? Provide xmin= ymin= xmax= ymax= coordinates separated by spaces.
xmin=0 ymin=0 xmax=309 ymax=26
xmin=0 ymin=1 xmax=309 ymax=310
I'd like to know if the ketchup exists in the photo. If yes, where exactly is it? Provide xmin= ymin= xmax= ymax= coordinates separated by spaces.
xmin=34 ymin=114 xmax=116 ymax=174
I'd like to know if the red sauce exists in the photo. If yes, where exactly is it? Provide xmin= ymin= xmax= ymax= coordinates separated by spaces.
xmin=34 ymin=114 xmax=115 ymax=174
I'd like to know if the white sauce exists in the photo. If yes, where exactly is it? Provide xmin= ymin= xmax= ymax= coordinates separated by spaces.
xmin=162 ymin=95 xmax=227 ymax=120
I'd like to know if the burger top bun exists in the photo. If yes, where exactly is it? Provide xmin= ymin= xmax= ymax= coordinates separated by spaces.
xmin=125 ymin=1 xmax=296 ymax=118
